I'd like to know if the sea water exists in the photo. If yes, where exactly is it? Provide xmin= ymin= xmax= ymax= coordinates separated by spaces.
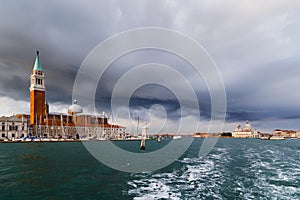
xmin=0 ymin=138 xmax=299 ymax=199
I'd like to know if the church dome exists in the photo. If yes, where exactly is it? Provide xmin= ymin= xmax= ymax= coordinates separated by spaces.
xmin=68 ymin=100 xmax=83 ymax=115
xmin=243 ymin=120 xmax=252 ymax=131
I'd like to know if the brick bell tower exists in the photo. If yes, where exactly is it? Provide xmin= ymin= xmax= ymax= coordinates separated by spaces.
xmin=30 ymin=51 xmax=46 ymax=125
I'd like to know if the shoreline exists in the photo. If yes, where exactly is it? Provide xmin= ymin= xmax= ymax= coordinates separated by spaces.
xmin=1 ymin=136 xmax=298 ymax=143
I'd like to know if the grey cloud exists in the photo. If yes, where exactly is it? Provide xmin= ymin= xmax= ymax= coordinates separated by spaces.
xmin=0 ymin=0 xmax=300 ymax=131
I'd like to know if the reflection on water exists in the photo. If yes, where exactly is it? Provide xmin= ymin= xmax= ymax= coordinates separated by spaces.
xmin=20 ymin=155 xmax=44 ymax=160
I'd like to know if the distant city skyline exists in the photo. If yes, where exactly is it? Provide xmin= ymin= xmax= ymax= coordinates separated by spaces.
xmin=0 ymin=1 xmax=300 ymax=133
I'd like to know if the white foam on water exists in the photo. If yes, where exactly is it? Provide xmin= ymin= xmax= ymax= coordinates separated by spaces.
xmin=127 ymin=142 xmax=300 ymax=199
xmin=245 ymin=144 xmax=300 ymax=199
xmin=128 ymin=172 xmax=182 ymax=199
xmin=128 ymin=153 xmax=230 ymax=199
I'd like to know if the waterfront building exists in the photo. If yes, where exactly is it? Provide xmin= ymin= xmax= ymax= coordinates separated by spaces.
xmin=0 ymin=115 xmax=29 ymax=140
xmin=0 ymin=51 xmax=126 ymax=141
xmin=296 ymin=130 xmax=300 ymax=138
xmin=273 ymin=129 xmax=296 ymax=138
xmin=231 ymin=120 xmax=258 ymax=138
xmin=193 ymin=132 xmax=221 ymax=138
xmin=29 ymin=51 xmax=126 ymax=140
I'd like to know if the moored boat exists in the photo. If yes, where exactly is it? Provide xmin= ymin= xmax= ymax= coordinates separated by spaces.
xmin=173 ymin=135 xmax=182 ymax=140
xmin=270 ymin=136 xmax=285 ymax=140
xmin=157 ymin=136 xmax=161 ymax=143
xmin=259 ymin=135 xmax=271 ymax=140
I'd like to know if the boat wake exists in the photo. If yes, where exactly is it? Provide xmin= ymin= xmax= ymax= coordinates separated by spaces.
xmin=127 ymin=140 xmax=300 ymax=199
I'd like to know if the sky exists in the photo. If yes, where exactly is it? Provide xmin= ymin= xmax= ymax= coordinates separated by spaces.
xmin=0 ymin=0 xmax=300 ymax=133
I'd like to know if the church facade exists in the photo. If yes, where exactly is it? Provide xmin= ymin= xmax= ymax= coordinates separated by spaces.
xmin=231 ymin=121 xmax=258 ymax=138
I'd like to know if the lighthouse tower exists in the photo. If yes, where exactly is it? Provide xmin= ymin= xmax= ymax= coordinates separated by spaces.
xmin=30 ymin=51 xmax=46 ymax=125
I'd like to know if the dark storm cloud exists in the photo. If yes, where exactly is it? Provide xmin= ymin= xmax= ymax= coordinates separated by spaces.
xmin=0 ymin=0 xmax=117 ymax=103
xmin=0 ymin=0 xmax=179 ymax=105
xmin=0 ymin=0 xmax=300 ymax=131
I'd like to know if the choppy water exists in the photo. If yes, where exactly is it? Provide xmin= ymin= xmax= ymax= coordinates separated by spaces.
xmin=0 ymin=139 xmax=299 ymax=199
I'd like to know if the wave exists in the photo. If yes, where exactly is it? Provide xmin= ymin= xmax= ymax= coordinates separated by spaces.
xmin=127 ymin=140 xmax=300 ymax=199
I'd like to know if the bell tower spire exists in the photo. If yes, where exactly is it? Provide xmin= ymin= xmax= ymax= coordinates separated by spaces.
xmin=30 ymin=51 xmax=46 ymax=126
xmin=33 ymin=51 xmax=43 ymax=71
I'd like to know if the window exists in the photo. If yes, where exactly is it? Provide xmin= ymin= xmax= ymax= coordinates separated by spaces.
xmin=2 ymin=133 xmax=5 ymax=137
xmin=12 ymin=134 xmax=15 ymax=138
xmin=2 ymin=126 xmax=4 ymax=131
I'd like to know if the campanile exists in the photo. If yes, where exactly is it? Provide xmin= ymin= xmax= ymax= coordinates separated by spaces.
xmin=30 ymin=51 xmax=46 ymax=125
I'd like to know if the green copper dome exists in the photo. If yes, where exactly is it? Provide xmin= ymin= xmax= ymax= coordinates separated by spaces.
xmin=33 ymin=51 xmax=42 ymax=71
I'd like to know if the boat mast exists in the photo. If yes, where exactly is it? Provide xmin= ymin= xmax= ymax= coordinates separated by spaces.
xmin=39 ymin=115 xmax=42 ymax=138
xmin=137 ymin=115 xmax=139 ymax=136
xmin=27 ymin=117 xmax=29 ymax=137
xmin=102 ymin=112 xmax=105 ymax=139
xmin=35 ymin=114 xmax=37 ymax=137
xmin=51 ymin=117 xmax=54 ymax=138
xmin=110 ymin=114 xmax=113 ymax=139
xmin=85 ymin=114 xmax=87 ymax=138
xmin=46 ymin=113 xmax=49 ymax=136
xmin=60 ymin=114 xmax=65 ymax=138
